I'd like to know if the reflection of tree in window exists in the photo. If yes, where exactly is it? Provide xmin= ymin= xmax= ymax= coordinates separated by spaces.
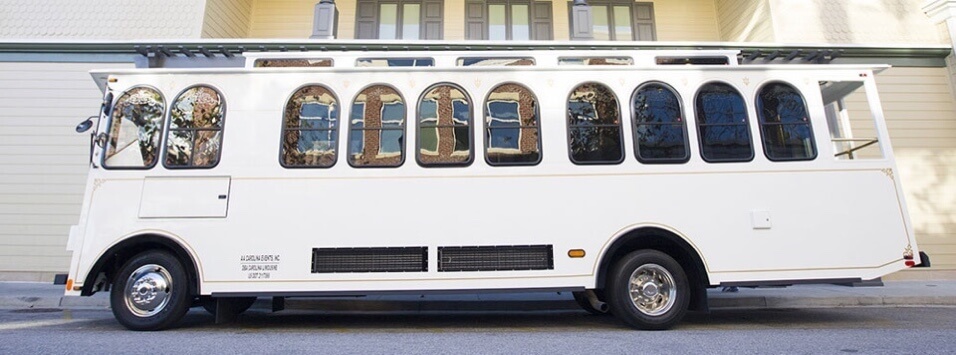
xmin=695 ymin=83 xmax=753 ymax=162
xmin=567 ymin=83 xmax=623 ymax=164
xmin=349 ymin=85 xmax=406 ymax=167
xmin=104 ymin=87 xmax=165 ymax=168
xmin=282 ymin=85 xmax=339 ymax=167
xmin=165 ymin=86 xmax=225 ymax=168
xmin=418 ymin=84 xmax=472 ymax=166
xmin=633 ymin=83 xmax=688 ymax=162
xmin=485 ymin=83 xmax=540 ymax=165
xmin=757 ymin=83 xmax=816 ymax=161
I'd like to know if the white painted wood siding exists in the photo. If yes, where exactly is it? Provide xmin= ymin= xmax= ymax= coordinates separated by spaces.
xmin=0 ymin=61 xmax=133 ymax=280
xmin=203 ymin=0 xmax=254 ymax=38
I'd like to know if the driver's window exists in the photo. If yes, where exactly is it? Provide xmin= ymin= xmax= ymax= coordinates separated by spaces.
xmin=103 ymin=87 xmax=166 ymax=169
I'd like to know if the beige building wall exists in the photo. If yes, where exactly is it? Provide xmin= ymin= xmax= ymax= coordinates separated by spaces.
xmin=651 ymin=0 xmax=720 ymax=41
xmin=203 ymin=0 xmax=255 ymax=38
xmin=714 ymin=0 xmax=774 ymax=42
xmin=0 ymin=61 xmax=135 ymax=281
xmin=0 ymin=0 xmax=205 ymax=39
xmin=769 ymin=0 xmax=944 ymax=45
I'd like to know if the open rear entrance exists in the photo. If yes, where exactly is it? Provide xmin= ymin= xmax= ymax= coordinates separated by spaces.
xmin=819 ymin=81 xmax=885 ymax=160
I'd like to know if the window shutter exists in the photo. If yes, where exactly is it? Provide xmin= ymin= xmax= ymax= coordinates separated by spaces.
xmin=423 ymin=0 xmax=443 ymax=40
xmin=355 ymin=0 xmax=378 ymax=39
xmin=465 ymin=1 xmax=486 ymax=40
xmin=633 ymin=2 xmax=656 ymax=41
xmin=531 ymin=2 xmax=552 ymax=40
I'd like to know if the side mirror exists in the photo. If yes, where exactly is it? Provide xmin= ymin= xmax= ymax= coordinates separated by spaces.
xmin=76 ymin=116 xmax=95 ymax=133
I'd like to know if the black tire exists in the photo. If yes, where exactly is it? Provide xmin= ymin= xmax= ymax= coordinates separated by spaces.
xmin=201 ymin=297 xmax=257 ymax=316
xmin=572 ymin=291 xmax=609 ymax=315
xmin=607 ymin=249 xmax=690 ymax=330
xmin=110 ymin=251 xmax=191 ymax=331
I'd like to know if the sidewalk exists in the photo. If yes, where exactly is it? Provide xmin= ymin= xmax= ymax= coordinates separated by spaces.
xmin=1 ymin=280 xmax=954 ymax=311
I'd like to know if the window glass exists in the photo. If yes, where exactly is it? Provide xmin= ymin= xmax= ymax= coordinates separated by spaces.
xmin=356 ymin=57 xmax=434 ymax=67
xmin=695 ymin=83 xmax=753 ymax=162
xmin=633 ymin=83 xmax=688 ymax=162
xmin=757 ymin=82 xmax=816 ymax=161
xmin=282 ymin=85 xmax=339 ymax=168
xmin=165 ymin=86 xmax=225 ymax=168
xmin=558 ymin=57 xmax=633 ymax=65
xmin=485 ymin=83 xmax=541 ymax=165
xmin=457 ymin=57 xmax=535 ymax=66
xmin=613 ymin=6 xmax=632 ymax=41
xmin=567 ymin=83 xmax=624 ymax=164
xmin=349 ymin=85 xmax=406 ymax=167
xmin=418 ymin=84 xmax=472 ymax=166
xmin=592 ymin=5 xmax=610 ymax=41
xmin=379 ymin=4 xmax=398 ymax=40
xmin=103 ymin=87 xmax=165 ymax=168
xmin=511 ymin=4 xmax=530 ymax=40
xmin=489 ymin=4 xmax=507 ymax=40
xmin=254 ymin=58 xmax=332 ymax=67
xmin=402 ymin=3 xmax=421 ymax=39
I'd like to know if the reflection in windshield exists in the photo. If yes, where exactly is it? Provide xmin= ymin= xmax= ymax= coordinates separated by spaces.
xmin=485 ymin=83 xmax=540 ymax=165
xmin=349 ymin=85 xmax=405 ymax=167
xmin=104 ymin=87 xmax=165 ymax=168
xmin=567 ymin=83 xmax=623 ymax=163
xmin=166 ymin=86 xmax=224 ymax=168
xmin=419 ymin=85 xmax=471 ymax=165
xmin=282 ymin=85 xmax=338 ymax=167
xmin=633 ymin=83 xmax=687 ymax=161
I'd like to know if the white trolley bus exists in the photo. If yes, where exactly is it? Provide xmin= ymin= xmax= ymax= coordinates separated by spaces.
xmin=67 ymin=47 xmax=927 ymax=330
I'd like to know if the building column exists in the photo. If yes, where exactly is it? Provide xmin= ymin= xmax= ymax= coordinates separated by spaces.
xmin=311 ymin=0 xmax=337 ymax=39
xmin=570 ymin=0 xmax=593 ymax=40
xmin=924 ymin=0 xmax=956 ymax=97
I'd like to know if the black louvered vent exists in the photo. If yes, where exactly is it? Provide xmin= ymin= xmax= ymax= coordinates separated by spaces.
xmin=438 ymin=245 xmax=553 ymax=272
xmin=311 ymin=247 xmax=427 ymax=273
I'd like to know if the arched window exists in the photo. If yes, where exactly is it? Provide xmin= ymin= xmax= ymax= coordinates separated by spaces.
xmin=348 ymin=85 xmax=406 ymax=167
xmin=281 ymin=85 xmax=339 ymax=168
xmin=164 ymin=85 xmax=225 ymax=168
xmin=632 ymin=82 xmax=689 ymax=163
xmin=567 ymin=82 xmax=624 ymax=164
xmin=417 ymin=83 xmax=473 ymax=166
xmin=694 ymin=82 xmax=753 ymax=162
xmin=484 ymin=83 xmax=541 ymax=166
xmin=756 ymin=82 xmax=816 ymax=161
xmin=103 ymin=86 xmax=165 ymax=169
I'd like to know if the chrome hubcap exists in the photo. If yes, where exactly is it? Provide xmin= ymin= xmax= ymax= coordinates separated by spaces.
xmin=124 ymin=264 xmax=172 ymax=317
xmin=628 ymin=263 xmax=676 ymax=316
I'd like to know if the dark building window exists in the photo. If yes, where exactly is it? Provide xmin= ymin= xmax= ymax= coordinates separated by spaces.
xmin=348 ymin=85 xmax=406 ymax=167
xmin=164 ymin=85 xmax=225 ymax=168
xmin=355 ymin=0 xmax=444 ymax=39
xmin=695 ymin=82 xmax=753 ymax=162
xmin=418 ymin=83 xmax=473 ymax=166
xmin=571 ymin=1 xmax=655 ymax=41
xmin=466 ymin=0 xmax=553 ymax=40
xmin=756 ymin=82 xmax=817 ymax=161
xmin=567 ymin=82 xmax=624 ymax=164
xmin=103 ymin=86 xmax=166 ymax=169
xmin=281 ymin=85 xmax=339 ymax=168
xmin=484 ymin=83 xmax=542 ymax=165
xmin=632 ymin=82 xmax=689 ymax=163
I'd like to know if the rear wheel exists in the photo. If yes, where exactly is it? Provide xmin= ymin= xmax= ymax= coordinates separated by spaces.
xmin=110 ymin=251 xmax=191 ymax=331
xmin=607 ymin=249 xmax=689 ymax=330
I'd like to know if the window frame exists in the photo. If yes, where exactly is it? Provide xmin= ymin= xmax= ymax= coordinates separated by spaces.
xmin=279 ymin=84 xmax=341 ymax=169
xmin=356 ymin=0 xmax=442 ymax=40
xmin=101 ymin=85 xmax=167 ymax=170
xmin=346 ymin=83 xmax=408 ymax=168
xmin=162 ymin=84 xmax=227 ymax=170
xmin=693 ymin=81 xmax=755 ymax=163
xmin=466 ymin=0 xmax=552 ymax=41
xmin=568 ymin=0 xmax=656 ymax=41
xmin=483 ymin=82 xmax=543 ymax=167
xmin=565 ymin=81 xmax=626 ymax=165
xmin=631 ymin=81 xmax=691 ymax=164
xmin=416 ymin=82 xmax=476 ymax=168
xmin=755 ymin=81 xmax=818 ymax=162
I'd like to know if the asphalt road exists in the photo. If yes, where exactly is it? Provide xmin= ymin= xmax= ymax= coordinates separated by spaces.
xmin=1 ymin=306 xmax=955 ymax=354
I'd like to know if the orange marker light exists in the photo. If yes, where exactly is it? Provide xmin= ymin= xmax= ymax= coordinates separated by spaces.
xmin=65 ymin=279 xmax=73 ymax=291
xmin=568 ymin=249 xmax=586 ymax=258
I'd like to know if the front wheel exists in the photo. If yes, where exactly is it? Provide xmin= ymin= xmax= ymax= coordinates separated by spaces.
xmin=110 ymin=251 xmax=191 ymax=331
xmin=607 ymin=250 xmax=690 ymax=330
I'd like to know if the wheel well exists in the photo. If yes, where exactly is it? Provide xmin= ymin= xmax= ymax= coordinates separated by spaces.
xmin=81 ymin=234 xmax=199 ymax=297
xmin=596 ymin=227 xmax=710 ymax=311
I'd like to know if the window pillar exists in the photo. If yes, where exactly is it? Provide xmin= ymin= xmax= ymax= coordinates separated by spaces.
xmin=311 ymin=0 xmax=337 ymax=39
xmin=924 ymin=0 xmax=956 ymax=100
xmin=570 ymin=0 xmax=593 ymax=40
